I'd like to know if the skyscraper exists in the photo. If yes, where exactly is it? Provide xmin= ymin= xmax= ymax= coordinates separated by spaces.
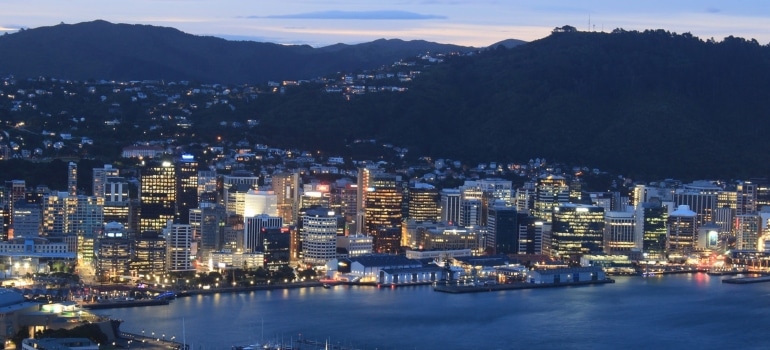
xmin=176 ymin=154 xmax=199 ymax=224
xmin=533 ymin=175 xmax=570 ymax=222
xmin=68 ymin=162 xmax=77 ymax=196
xmin=300 ymin=208 xmax=338 ymax=266
xmin=272 ymin=172 xmax=300 ymax=226
xmin=244 ymin=214 xmax=282 ymax=253
xmin=440 ymin=188 xmax=461 ymax=224
xmin=364 ymin=173 xmax=403 ymax=253
xmin=408 ymin=183 xmax=440 ymax=222
xmin=666 ymin=205 xmax=697 ymax=257
xmin=603 ymin=210 xmax=638 ymax=254
xmin=165 ymin=221 xmax=194 ymax=272
xmin=92 ymin=164 xmax=119 ymax=198
xmin=551 ymin=204 xmax=605 ymax=259
xmin=487 ymin=204 xmax=518 ymax=254
xmin=139 ymin=160 xmax=176 ymax=232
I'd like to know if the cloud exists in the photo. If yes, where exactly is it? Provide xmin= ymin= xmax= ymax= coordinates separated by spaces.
xmin=250 ymin=10 xmax=446 ymax=20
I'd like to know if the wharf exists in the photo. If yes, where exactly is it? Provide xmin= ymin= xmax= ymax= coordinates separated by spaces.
xmin=707 ymin=269 xmax=748 ymax=276
xmin=433 ymin=279 xmax=615 ymax=294
xmin=176 ymin=281 xmax=322 ymax=297
xmin=80 ymin=299 xmax=170 ymax=309
xmin=722 ymin=275 xmax=770 ymax=284
xmin=120 ymin=331 xmax=187 ymax=349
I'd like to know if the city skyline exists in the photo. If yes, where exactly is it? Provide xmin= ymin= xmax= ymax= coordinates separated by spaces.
xmin=2 ymin=1 xmax=770 ymax=47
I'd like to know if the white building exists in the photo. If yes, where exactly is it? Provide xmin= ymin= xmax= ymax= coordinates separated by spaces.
xmin=301 ymin=208 xmax=339 ymax=266
xmin=165 ymin=222 xmax=193 ymax=272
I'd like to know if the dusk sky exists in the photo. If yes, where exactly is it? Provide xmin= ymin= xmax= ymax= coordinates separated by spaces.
xmin=3 ymin=1 xmax=770 ymax=47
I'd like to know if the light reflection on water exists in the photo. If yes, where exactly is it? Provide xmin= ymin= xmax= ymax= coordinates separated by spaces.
xmin=98 ymin=275 xmax=770 ymax=350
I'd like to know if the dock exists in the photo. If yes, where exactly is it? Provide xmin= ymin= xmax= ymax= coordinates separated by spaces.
xmin=433 ymin=279 xmax=615 ymax=294
xmin=80 ymin=299 xmax=170 ymax=309
xmin=722 ymin=275 xmax=770 ymax=284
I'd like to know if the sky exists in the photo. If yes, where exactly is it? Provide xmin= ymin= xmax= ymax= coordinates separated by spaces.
xmin=2 ymin=1 xmax=770 ymax=47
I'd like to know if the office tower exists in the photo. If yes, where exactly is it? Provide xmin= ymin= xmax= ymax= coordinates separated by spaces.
xmin=131 ymin=231 xmax=167 ymax=277
xmin=197 ymin=170 xmax=218 ymax=204
xmin=551 ymin=204 xmax=605 ymax=259
xmin=165 ymin=221 xmax=194 ymax=272
xmin=515 ymin=182 xmax=536 ymax=215
xmin=92 ymin=164 xmax=119 ymax=198
xmin=364 ymin=173 xmax=403 ymax=254
xmin=517 ymin=214 xmax=545 ymax=255
xmin=754 ymin=179 xmax=770 ymax=209
xmin=244 ymin=214 xmax=282 ymax=253
xmin=300 ymin=183 xmax=331 ymax=210
xmin=674 ymin=182 xmax=719 ymax=227
xmin=487 ymin=204 xmax=518 ymax=254
xmin=603 ymin=210 xmax=638 ymax=254
xmin=300 ymin=208 xmax=339 ymax=266
xmin=68 ymin=162 xmax=77 ymax=196
xmin=736 ymin=180 xmax=758 ymax=215
xmin=96 ymin=222 xmax=131 ymax=282
xmin=222 ymin=172 xmax=259 ymax=210
xmin=139 ymin=160 xmax=176 ymax=232
xmin=11 ymin=201 xmax=41 ymax=238
xmin=416 ymin=225 xmax=482 ymax=252
xmin=533 ymin=175 xmax=570 ymax=222
xmin=272 ymin=172 xmax=300 ymax=226
xmin=330 ymin=178 xmax=357 ymax=224
xmin=337 ymin=233 xmax=373 ymax=257
xmin=66 ymin=195 xmax=104 ymax=263
xmin=243 ymin=190 xmax=278 ymax=217
xmin=176 ymin=155 xmax=199 ymax=224
xmin=666 ymin=205 xmax=697 ymax=256
xmin=3 ymin=180 xmax=26 ymax=238
xmin=641 ymin=200 xmax=668 ymax=259
xmin=735 ymin=213 xmax=761 ymax=250
xmin=440 ymin=188 xmax=461 ymax=224
xmin=190 ymin=204 xmax=226 ymax=260
xmin=263 ymin=227 xmax=291 ymax=270
xmin=459 ymin=182 xmax=488 ymax=226
xmin=103 ymin=177 xmax=131 ymax=231
xmin=355 ymin=167 xmax=376 ymax=233
xmin=42 ymin=192 xmax=67 ymax=237
xmin=408 ymin=183 xmax=440 ymax=222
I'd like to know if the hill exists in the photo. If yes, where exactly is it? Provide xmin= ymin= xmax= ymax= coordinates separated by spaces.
xmin=0 ymin=20 xmax=475 ymax=84
xmin=252 ymin=29 xmax=770 ymax=180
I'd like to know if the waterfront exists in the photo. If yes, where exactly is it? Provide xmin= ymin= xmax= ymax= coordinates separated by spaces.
xmin=97 ymin=274 xmax=770 ymax=349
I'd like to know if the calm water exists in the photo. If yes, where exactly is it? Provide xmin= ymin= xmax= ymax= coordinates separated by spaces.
xmin=96 ymin=274 xmax=770 ymax=350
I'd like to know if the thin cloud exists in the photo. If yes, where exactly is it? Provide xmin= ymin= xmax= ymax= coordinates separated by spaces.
xmin=250 ymin=10 xmax=446 ymax=20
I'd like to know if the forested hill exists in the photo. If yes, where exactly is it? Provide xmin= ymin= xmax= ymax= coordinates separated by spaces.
xmin=0 ymin=20 xmax=478 ymax=83
xmin=256 ymin=29 xmax=770 ymax=180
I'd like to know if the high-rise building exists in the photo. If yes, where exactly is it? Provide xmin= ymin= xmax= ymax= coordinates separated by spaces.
xmin=300 ymin=208 xmax=339 ymax=266
xmin=92 ymin=164 xmax=119 ymax=198
xmin=139 ymin=160 xmax=176 ymax=232
xmin=103 ymin=177 xmax=131 ymax=232
xmin=189 ymin=204 xmax=226 ymax=260
xmin=408 ymin=183 xmax=440 ymax=222
xmin=603 ymin=210 xmax=638 ymax=254
xmin=515 ymin=182 xmax=536 ymax=216
xmin=96 ymin=222 xmax=131 ymax=282
xmin=263 ymin=226 xmax=291 ymax=271
xmin=666 ymin=205 xmax=697 ymax=257
xmin=674 ymin=182 xmax=719 ymax=227
xmin=165 ymin=221 xmax=194 ymax=272
xmin=641 ymin=201 xmax=668 ymax=258
xmin=551 ymin=204 xmax=605 ymax=259
xmin=131 ymin=231 xmax=167 ymax=277
xmin=364 ymin=173 xmax=403 ymax=253
xmin=440 ymin=188 xmax=461 ymax=224
xmin=272 ymin=172 xmax=300 ymax=226
xmin=11 ymin=201 xmax=41 ymax=238
xmin=243 ymin=190 xmax=278 ymax=218
xmin=68 ymin=162 xmax=77 ymax=196
xmin=176 ymin=155 xmax=199 ymax=224
xmin=736 ymin=180 xmax=758 ymax=216
xmin=533 ymin=175 xmax=570 ymax=222
xmin=197 ymin=170 xmax=218 ymax=204
xmin=42 ymin=192 xmax=67 ymax=237
xmin=735 ymin=213 xmax=761 ymax=250
xmin=66 ymin=195 xmax=104 ymax=263
xmin=487 ymin=204 xmax=518 ymax=254
xmin=244 ymin=214 xmax=282 ymax=253
xmin=516 ymin=214 xmax=545 ymax=255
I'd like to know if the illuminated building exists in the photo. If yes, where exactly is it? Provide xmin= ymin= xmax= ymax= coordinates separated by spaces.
xmin=244 ymin=214 xmax=282 ymax=253
xmin=92 ymin=164 xmax=119 ymax=198
xmin=222 ymin=172 xmax=259 ymax=212
xmin=300 ymin=208 xmax=339 ymax=266
xmin=67 ymin=162 xmax=77 ymax=196
xmin=735 ymin=213 xmax=761 ymax=250
xmin=209 ymin=251 xmax=264 ymax=270
xmin=459 ymin=183 xmax=486 ymax=227
xmin=603 ymin=210 xmax=638 ymax=254
xmin=95 ymin=222 xmax=131 ymax=282
xmin=551 ymin=204 xmax=605 ymax=259
xmin=11 ymin=201 xmax=41 ymax=238
xmin=440 ymin=188 xmax=461 ymax=224
xmin=330 ymin=179 xmax=357 ymax=224
xmin=533 ymin=175 xmax=570 ymax=222
xmin=736 ymin=180 xmax=758 ymax=215
xmin=272 ymin=172 xmax=300 ymax=226
xmin=243 ymin=190 xmax=278 ymax=217
xmin=165 ymin=221 xmax=194 ymax=272
xmin=364 ymin=173 xmax=403 ymax=254
xmin=516 ymin=215 xmax=545 ymax=255
xmin=196 ymin=170 xmax=218 ymax=204
xmin=139 ymin=160 xmax=176 ymax=232
xmin=515 ymin=182 xmax=536 ymax=216
xmin=666 ymin=205 xmax=697 ymax=256
xmin=65 ymin=195 xmax=104 ymax=263
xmin=698 ymin=222 xmax=721 ymax=250
xmin=190 ymin=204 xmax=226 ymax=261
xmin=641 ymin=201 xmax=668 ymax=258
xmin=674 ymin=182 xmax=719 ymax=227
xmin=41 ymin=192 xmax=67 ymax=237
xmin=131 ymin=231 xmax=166 ymax=277
xmin=103 ymin=177 xmax=131 ymax=232
xmin=355 ymin=167 xmax=377 ymax=233
xmin=408 ymin=183 xmax=440 ymax=222
xmin=301 ymin=185 xmax=330 ymax=209
xmin=337 ymin=233 xmax=373 ymax=257
xmin=175 ymin=154 xmax=199 ymax=224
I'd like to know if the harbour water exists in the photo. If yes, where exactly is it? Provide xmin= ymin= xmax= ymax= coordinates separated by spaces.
xmin=96 ymin=274 xmax=770 ymax=349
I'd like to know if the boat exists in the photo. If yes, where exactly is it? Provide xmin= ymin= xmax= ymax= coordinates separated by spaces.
xmin=322 ymin=284 xmax=331 ymax=289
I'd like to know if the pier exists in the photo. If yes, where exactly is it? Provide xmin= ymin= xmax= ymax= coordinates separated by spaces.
xmin=433 ymin=279 xmax=615 ymax=294
xmin=722 ymin=275 xmax=770 ymax=284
